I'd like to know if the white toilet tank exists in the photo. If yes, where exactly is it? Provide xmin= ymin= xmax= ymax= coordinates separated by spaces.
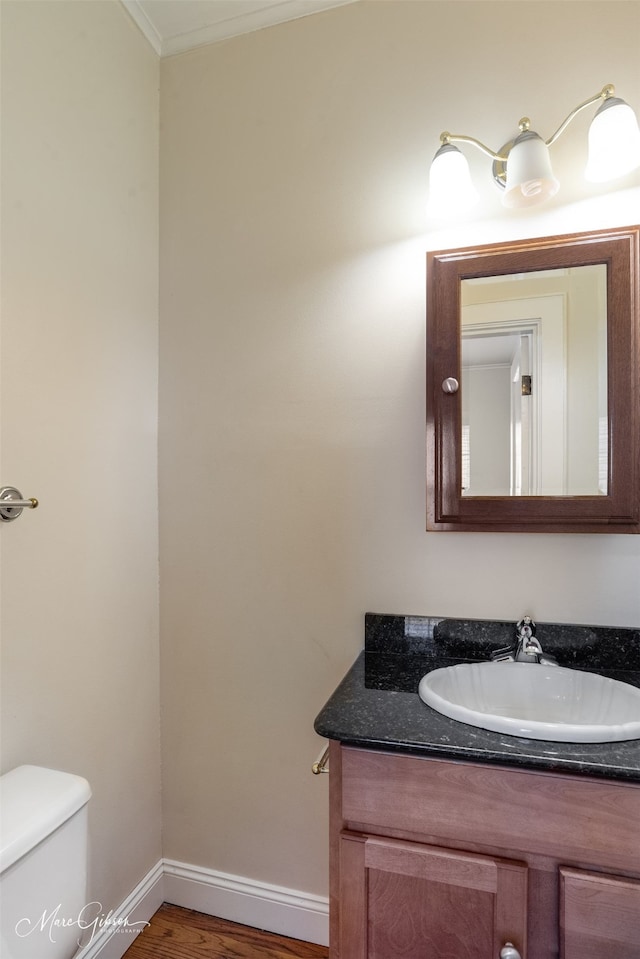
xmin=0 ymin=765 xmax=91 ymax=959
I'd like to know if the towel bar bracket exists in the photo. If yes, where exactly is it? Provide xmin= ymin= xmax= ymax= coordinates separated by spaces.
xmin=0 ymin=487 xmax=39 ymax=522
xmin=312 ymin=744 xmax=330 ymax=775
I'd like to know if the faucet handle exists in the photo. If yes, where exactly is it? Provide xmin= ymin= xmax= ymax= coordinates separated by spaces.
xmin=516 ymin=615 xmax=536 ymax=638
xmin=490 ymin=644 xmax=516 ymax=662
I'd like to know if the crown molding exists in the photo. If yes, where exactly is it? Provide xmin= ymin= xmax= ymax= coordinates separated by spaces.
xmin=121 ymin=0 xmax=163 ymax=56
xmin=122 ymin=0 xmax=357 ymax=58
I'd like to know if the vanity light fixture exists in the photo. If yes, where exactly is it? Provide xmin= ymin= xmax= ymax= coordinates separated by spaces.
xmin=428 ymin=84 xmax=640 ymax=215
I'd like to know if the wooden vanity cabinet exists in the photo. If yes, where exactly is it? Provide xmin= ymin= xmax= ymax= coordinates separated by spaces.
xmin=329 ymin=743 xmax=640 ymax=959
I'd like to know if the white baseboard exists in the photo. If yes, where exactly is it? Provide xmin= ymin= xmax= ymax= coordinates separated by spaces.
xmin=75 ymin=860 xmax=164 ymax=959
xmin=163 ymin=859 xmax=329 ymax=947
xmin=72 ymin=858 xmax=329 ymax=956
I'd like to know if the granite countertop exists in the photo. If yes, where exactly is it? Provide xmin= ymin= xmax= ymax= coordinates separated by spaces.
xmin=313 ymin=614 xmax=640 ymax=783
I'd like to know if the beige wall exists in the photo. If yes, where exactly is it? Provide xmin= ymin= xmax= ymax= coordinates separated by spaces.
xmin=0 ymin=0 xmax=161 ymax=913
xmin=159 ymin=0 xmax=640 ymax=898
xmin=2 ymin=0 xmax=639 ymax=930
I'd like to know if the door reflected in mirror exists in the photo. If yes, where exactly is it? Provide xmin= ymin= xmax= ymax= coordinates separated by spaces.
xmin=460 ymin=265 xmax=607 ymax=497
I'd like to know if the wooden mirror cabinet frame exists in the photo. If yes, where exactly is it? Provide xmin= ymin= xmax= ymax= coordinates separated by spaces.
xmin=426 ymin=225 xmax=640 ymax=533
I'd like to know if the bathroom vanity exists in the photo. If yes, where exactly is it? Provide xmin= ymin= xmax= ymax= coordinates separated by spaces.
xmin=314 ymin=615 xmax=640 ymax=959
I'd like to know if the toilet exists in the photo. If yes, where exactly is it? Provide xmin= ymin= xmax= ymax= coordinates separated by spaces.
xmin=0 ymin=765 xmax=92 ymax=959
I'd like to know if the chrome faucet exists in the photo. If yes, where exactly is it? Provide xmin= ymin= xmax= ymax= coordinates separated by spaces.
xmin=514 ymin=616 xmax=543 ymax=662
xmin=491 ymin=616 xmax=557 ymax=666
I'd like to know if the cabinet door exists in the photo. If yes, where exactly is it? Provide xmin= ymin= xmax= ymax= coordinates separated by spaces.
xmin=560 ymin=867 xmax=640 ymax=959
xmin=340 ymin=832 xmax=527 ymax=959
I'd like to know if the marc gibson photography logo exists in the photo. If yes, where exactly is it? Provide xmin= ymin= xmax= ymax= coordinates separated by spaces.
xmin=15 ymin=902 xmax=150 ymax=947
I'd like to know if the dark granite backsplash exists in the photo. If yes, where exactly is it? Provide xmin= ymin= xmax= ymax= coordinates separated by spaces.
xmin=365 ymin=612 xmax=640 ymax=671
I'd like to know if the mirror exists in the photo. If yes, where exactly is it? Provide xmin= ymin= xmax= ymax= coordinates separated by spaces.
xmin=426 ymin=226 xmax=639 ymax=533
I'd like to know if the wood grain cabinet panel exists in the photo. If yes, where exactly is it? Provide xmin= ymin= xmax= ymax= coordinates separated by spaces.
xmin=560 ymin=867 xmax=640 ymax=959
xmin=339 ymin=833 xmax=527 ymax=959
xmin=341 ymin=748 xmax=640 ymax=874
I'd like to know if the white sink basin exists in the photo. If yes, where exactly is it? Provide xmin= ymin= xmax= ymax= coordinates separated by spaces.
xmin=418 ymin=662 xmax=640 ymax=742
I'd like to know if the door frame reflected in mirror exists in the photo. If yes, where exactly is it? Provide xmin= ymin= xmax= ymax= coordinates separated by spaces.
xmin=461 ymin=264 xmax=607 ymax=498
xmin=426 ymin=226 xmax=640 ymax=533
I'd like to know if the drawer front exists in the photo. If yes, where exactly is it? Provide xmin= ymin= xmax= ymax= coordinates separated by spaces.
xmin=341 ymin=747 xmax=640 ymax=873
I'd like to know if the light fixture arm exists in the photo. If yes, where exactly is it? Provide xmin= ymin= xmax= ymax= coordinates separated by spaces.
xmin=439 ymin=131 xmax=507 ymax=163
xmin=438 ymin=85 xmax=616 ymax=167
xmin=545 ymin=84 xmax=615 ymax=147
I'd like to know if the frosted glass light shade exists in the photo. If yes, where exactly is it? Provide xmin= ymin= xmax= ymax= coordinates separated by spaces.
xmin=428 ymin=143 xmax=479 ymax=217
xmin=585 ymin=97 xmax=640 ymax=182
xmin=502 ymin=131 xmax=559 ymax=208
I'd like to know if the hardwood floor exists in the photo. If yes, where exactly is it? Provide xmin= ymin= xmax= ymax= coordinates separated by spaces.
xmin=122 ymin=903 xmax=329 ymax=959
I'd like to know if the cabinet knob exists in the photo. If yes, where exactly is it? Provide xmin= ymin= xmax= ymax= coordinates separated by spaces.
xmin=500 ymin=944 xmax=521 ymax=959
xmin=441 ymin=377 xmax=459 ymax=394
